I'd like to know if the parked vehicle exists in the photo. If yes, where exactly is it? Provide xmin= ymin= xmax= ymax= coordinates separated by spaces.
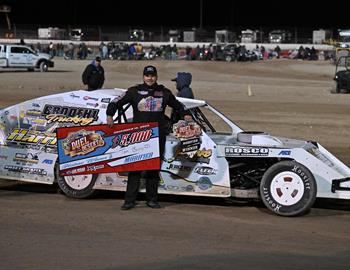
xmin=332 ymin=56 xmax=350 ymax=93
xmin=268 ymin=30 xmax=292 ymax=43
xmin=0 ymin=44 xmax=54 ymax=72
xmin=1 ymin=89 xmax=350 ymax=216
xmin=241 ymin=29 xmax=258 ymax=43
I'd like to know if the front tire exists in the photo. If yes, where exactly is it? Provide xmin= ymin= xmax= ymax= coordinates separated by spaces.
xmin=56 ymin=166 xmax=98 ymax=198
xmin=260 ymin=161 xmax=317 ymax=216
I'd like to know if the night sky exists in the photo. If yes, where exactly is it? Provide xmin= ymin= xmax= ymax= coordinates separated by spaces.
xmin=1 ymin=0 xmax=349 ymax=29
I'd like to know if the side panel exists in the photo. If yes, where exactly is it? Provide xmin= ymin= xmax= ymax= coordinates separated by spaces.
xmin=0 ymin=90 xmax=118 ymax=183
xmin=0 ymin=145 xmax=57 ymax=184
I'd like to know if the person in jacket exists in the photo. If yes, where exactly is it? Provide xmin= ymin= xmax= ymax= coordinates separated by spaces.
xmin=171 ymin=72 xmax=194 ymax=99
xmin=106 ymin=65 xmax=192 ymax=210
xmin=82 ymin=56 xmax=105 ymax=91
xmin=171 ymin=72 xmax=194 ymax=123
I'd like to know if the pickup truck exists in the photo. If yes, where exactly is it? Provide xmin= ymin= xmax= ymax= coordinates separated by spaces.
xmin=0 ymin=44 xmax=54 ymax=72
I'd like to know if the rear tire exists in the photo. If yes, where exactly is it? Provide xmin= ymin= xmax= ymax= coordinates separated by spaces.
xmin=260 ymin=161 xmax=317 ymax=216
xmin=40 ymin=61 xmax=49 ymax=72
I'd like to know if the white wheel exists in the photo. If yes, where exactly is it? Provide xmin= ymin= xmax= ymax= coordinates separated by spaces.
xmin=64 ymin=175 xmax=95 ymax=190
xmin=260 ymin=161 xmax=317 ymax=216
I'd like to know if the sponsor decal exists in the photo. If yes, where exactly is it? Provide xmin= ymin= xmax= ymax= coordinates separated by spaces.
xmin=7 ymin=129 xmax=57 ymax=147
xmin=181 ymin=137 xmax=201 ymax=146
xmin=173 ymin=120 xmax=202 ymax=139
xmin=169 ymin=120 xmax=203 ymax=160
xmin=86 ymin=103 xmax=99 ymax=108
xmin=180 ymin=144 xmax=201 ymax=153
xmin=32 ymin=103 xmax=40 ymax=108
xmin=62 ymin=130 xmax=105 ymax=157
xmin=84 ymin=96 xmax=99 ymax=101
xmin=26 ymin=109 xmax=41 ymax=116
xmin=69 ymin=93 xmax=80 ymax=99
xmin=101 ymin=98 xmax=111 ymax=103
xmin=42 ymin=159 xmax=53 ymax=164
xmin=45 ymin=114 xmax=95 ymax=126
xmin=0 ymin=155 xmax=8 ymax=160
xmin=194 ymin=166 xmax=217 ymax=175
xmin=197 ymin=177 xmax=212 ymax=190
xmin=14 ymin=152 xmax=39 ymax=164
xmin=278 ymin=150 xmax=291 ymax=156
xmin=65 ymin=167 xmax=86 ymax=175
xmin=167 ymin=147 xmax=212 ymax=164
xmin=165 ymin=163 xmax=192 ymax=171
xmin=196 ymin=148 xmax=212 ymax=158
xmin=262 ymin=187 xmax=282 ymax=212
xmin=292 ymin=165 xmax=311 ymax=190
xmin=4 ymin=165 xmax=47 ymax=175
xmin=225 ymin=147 xmax=269 ymax=156
xmin=42 ymin=104 xmax=99 ymax=121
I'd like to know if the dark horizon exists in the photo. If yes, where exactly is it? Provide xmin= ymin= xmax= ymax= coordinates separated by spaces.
xmin=1 ymin=0 xmax=349 ymax=29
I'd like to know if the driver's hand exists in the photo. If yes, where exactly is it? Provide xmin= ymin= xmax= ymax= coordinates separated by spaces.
xmin=107 ymin=116 xmax=114 ymax=128
xmin=184 ymin=115 xmax=193 ymax=122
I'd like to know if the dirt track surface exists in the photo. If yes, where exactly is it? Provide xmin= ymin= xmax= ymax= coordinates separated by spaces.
xmin=1 ymin=59 xmax=350 ymax=269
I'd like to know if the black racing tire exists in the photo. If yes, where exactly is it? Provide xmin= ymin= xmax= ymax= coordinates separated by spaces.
xmin=39 ymin=61 xmax=49 ymax=72
xmin=260 ymin=160 xmax=317 ymax=217
xmin=56 ymin=166 xmax=98 ymax=199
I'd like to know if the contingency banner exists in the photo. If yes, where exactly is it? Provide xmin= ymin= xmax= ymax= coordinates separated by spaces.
xmin=56 ymin=123 xmax=160 ymax=176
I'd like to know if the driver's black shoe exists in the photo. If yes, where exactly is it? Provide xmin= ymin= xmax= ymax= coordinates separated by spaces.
xmin=146 ymin=201 xmax=161 ymax=209
xmin=121 ymin=202 xmax=135 ymax=210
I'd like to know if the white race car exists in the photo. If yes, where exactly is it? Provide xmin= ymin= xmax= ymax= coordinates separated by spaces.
xmin=1 ymin=89 xmax=349 ymax=216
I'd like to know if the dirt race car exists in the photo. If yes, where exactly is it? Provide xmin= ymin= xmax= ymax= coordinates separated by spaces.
xmin=1 ymin=89 xmax=350 ymax=216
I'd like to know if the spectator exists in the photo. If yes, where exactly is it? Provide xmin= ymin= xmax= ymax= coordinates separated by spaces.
xmin=171 ymin=72 xmax=194 ymax=99
xmin=82 ymin=56 xmax=105 ymax=91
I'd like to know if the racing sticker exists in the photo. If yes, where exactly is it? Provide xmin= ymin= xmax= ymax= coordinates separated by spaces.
xmin=172 ymin=120 xmax=203 ymax=159
xmin=42 ymin=104 xmax=99 ymax=126
xmin=56 ymin=123 xmax=160 ymax=176
xmin=225 ymin=146 xmax=269 ymax=156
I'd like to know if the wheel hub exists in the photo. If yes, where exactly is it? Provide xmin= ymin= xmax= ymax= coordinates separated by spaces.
xmin=64 ymin=175 xmax=93 ymax=190
xmin=270 ymin=172 xmax=304 ymax=205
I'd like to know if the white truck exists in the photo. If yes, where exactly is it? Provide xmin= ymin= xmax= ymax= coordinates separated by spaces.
xmin=38 ymin=27 xmax=66 ymax=39
xmin=269 ymin=30 xmax=292 ymax=43
xmin=0 ymin=44 xmax=54 ymax=72
xmin=240 ymin=29 xmax=258 ymax=43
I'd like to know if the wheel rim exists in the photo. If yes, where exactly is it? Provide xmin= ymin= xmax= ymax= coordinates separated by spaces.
xmin=270 ymin=171 xmax=304 ymax=206
xmin=64 ymin=175 xmax=94 ymax=190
